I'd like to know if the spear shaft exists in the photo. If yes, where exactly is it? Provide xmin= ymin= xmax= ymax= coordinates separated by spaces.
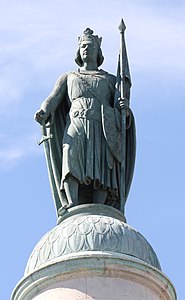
xmin=118 ymin=19 xmax=128 ymax=214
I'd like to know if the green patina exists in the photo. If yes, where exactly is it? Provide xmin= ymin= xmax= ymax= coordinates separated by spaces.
xmin=35 ymin=26 xmax=136 ymax=223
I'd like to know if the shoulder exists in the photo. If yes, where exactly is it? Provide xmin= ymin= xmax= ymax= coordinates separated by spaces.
xmin=65 ymin=70 xmax=80 ymax=80
xmin=53 ymin=73 xmax=68 ymax=88
xmin=108 ymin=73 xmax=116 ymax=84
xmin=100 ymin=70 xmax=116 ymax=83
xmin=57 ymin=72 xmax=68 ymax=82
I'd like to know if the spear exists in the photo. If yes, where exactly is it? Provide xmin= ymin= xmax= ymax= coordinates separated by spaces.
xmin=118 ymin=18 xmax=129 ymax=214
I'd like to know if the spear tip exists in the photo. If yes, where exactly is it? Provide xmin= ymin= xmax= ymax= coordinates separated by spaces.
xmin=118 ymin=18 xmax=126 ymax=33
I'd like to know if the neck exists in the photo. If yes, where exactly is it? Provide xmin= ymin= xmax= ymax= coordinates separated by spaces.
xmin=80 ymin=62 xmax=98 ymax=71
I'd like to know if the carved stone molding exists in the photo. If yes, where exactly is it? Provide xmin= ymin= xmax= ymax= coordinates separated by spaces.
xmin=25 ymin=204 xmax=161 ymax=275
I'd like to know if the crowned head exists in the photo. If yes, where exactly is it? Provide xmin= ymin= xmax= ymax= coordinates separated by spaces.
xmin=75 ymin=28 xmax=104 ymax=67
xmin=78 ymin=28 xmax=102 ymax=47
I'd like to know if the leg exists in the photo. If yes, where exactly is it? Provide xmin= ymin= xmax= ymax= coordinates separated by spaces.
xmin=63 ymin=175 xmax=79 ymax=208
xmin=93 ymin=188 xmax=108 ymax=204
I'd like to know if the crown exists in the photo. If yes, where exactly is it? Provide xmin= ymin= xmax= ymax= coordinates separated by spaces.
xmin=78 ymin=28 xmax=102 ymax=47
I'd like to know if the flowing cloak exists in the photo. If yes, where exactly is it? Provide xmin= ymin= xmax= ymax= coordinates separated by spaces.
xmin=41 ymin=69 xmax=136 ymax=217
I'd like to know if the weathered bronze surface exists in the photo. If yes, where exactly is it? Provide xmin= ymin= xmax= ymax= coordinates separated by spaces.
xmin=35 ymin=26 xmax=136 ymax=222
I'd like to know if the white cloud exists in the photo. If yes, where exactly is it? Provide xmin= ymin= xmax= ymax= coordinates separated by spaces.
xmin=1 ymin=0 xmax=185 ymax=169
xmin=0 ymin=64 xmax=29 ymax=114
xmin=0 ymin=133 xmax=42 ymax=169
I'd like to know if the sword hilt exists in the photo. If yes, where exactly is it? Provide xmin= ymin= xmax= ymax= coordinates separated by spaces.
xmin=38 ymin=134 xmax=53 ymax=146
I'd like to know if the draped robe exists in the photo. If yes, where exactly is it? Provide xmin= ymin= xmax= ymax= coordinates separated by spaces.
xmin=40 ymin=69 xmax=136 ymax=216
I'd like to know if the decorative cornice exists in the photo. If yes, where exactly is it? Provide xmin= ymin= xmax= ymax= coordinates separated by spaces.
xmin=12 ymin=253 xmax=176 ymax=300
xmin=25 ymin=204 xmax=161 ymax=275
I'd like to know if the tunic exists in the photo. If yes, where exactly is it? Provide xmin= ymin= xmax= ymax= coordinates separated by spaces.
xmin=61 ymin=70 xmax=120 ymax=199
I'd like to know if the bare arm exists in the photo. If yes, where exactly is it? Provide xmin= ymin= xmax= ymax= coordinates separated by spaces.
xmin=35 ymin=73 xmax=68 ymax=124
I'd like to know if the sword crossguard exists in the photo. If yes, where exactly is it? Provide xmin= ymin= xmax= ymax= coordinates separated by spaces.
xmin=38 ymin=134 xmax=53 ymax=146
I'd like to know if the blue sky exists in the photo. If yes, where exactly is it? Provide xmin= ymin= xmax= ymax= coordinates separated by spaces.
xmin=1 ymin=1 xmax=185 ymax=299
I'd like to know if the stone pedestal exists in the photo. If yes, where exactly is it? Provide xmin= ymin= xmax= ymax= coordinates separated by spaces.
xmin=11 ymin=204 xmax=176 ymax=300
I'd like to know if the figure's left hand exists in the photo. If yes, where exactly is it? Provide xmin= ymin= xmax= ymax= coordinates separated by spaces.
xmin=118 ymin=97 xmax=131 ymax=117
xmin=118 ymin=97 xmax=129 ymax=109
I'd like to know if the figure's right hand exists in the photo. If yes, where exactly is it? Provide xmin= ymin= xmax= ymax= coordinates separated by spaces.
xmin=34 ymin=109 xmax=49 ymax=125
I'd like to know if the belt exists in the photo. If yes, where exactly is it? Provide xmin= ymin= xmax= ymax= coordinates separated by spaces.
xmin=70 ymin=108 xmax=101 ymax=121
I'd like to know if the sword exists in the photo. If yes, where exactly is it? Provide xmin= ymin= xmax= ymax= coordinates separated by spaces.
xmin=38 ymin=122 xmax=54 ymax=190
xmin=38 ymin=120 xmax=68 ymax=220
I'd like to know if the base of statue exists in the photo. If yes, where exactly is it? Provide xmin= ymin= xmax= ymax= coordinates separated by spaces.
xmin=11 ymin=204 xmax=176 ymax=300
xmin=57 ymin=202 xmax=126 ymax=224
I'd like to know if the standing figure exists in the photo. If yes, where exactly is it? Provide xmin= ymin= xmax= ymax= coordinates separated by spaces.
xmin=35 ymin=28 xmax=136 ymax=221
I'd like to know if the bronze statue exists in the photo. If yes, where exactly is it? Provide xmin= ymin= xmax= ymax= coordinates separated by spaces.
xmin=35 ymin=25 xmax=136 ymax=222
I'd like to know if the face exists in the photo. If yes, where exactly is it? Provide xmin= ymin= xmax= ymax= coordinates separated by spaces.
xmin=79 ymin=41 xmax=98 ymax=63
